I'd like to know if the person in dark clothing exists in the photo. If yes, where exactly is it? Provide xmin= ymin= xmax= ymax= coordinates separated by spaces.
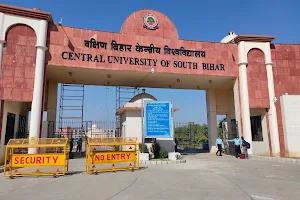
xmin=69 ymin=138 xmax=74 ymax=152
xmin=174 ymin=138 xmax=178 ymax=152
xmin=76 ymin=138 xmax=82 ymax=153
xmin=228 ymin=136 xmax=241 ymax=158
xmin=215 ymin=136 xmax=223 ymax=156
xmin=69 ymin=138 xmax=74 ymax=159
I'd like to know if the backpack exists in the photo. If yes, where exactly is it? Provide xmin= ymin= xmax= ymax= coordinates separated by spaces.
xmin=245 ymin=141 xmax=250 ymax=149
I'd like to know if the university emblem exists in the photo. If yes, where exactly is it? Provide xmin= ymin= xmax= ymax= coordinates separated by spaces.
xmin=143 ymin=14 xmax=158 ymax=30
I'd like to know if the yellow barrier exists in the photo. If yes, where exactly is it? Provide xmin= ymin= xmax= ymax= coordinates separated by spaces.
xmin=4 ymin=138 xmax=69 ymax=178
xmin=86 ymin=137 xmax=140 ymax=174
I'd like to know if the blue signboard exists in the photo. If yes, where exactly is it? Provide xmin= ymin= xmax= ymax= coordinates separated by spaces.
xmin=144 ymin=101 xmax=172 ymax=138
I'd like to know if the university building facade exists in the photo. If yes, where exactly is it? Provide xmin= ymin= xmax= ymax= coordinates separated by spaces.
xmin=0 ymin=3 xmax=300 ymax=163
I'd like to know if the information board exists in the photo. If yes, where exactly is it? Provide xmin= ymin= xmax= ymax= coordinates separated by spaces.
xmin=144 ymin=101 xmax=172 ymax=138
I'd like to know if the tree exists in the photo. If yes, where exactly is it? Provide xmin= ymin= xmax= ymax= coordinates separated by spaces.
xmin=174 ymin=122 xmax=208 ymax=147
xmin=218 ymin=117 xmax=226 ymax=139
xmin=218 ymin=117 xmax=226 ymax=129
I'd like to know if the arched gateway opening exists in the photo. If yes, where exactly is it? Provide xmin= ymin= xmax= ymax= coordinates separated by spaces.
xmin=43 ymin=9 xmax=239 ymax=158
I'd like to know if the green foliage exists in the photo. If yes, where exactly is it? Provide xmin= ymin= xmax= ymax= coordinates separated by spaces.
xmin=139 ymin=143 xmax=149 ymax=153
xmin=152 ymin=142 xmax=161 ymax=159
xmin=147 ymin=17 xmax=155 ymax=23
xmin=174 ymin=118 xmax=226 ymax=146
xmin=159 ymin=148 xmax=168 ymax=159
xmin=151 ymin=142 xmax=168 ymax=159
xmin=218 ymin=127 xmax=223 ymax=140
xmin=218 ymin=118 xmax=226 ymax=140
xmin=174 ymin=122 xmax=209 ymax=146
xmin=218 ymin=118 xmax=226 ymax=129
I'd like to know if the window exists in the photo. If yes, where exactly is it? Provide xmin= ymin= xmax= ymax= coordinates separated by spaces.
xmin=4 ymin=113 xmax=16 ymax=145
xmin=251 ymin=115 xmax=263 ymax=141
xmin=16 ymin=115 xmax=27 ymax=138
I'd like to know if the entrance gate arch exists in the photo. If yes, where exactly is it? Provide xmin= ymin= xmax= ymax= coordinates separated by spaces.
xmin=0 ymin=4 xmax=284 ymax=160
xmin=45 ymin=10 xmax=239 ymax=155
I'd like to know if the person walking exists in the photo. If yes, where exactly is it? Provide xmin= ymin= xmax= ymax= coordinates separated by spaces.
xmin=215 ymin=136 xmax=223 ymax=156
xmin=228 ymin=136 xmax=241 ymax=158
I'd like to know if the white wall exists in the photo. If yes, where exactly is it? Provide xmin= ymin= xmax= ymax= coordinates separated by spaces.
xmin=120 ymin=109 xmax=175 ymax=152
xmin=250 ymin=108 xmax=270 ymax=156
xmin=281 ymin=95 xmax=300 ymax=157
xmin=120 ymin=111 xmax=126 ymax=137
xmin=0 ymin=101 xmax=29 ymax=165
xmin=124 ymin=111 xmax=143 ymax=143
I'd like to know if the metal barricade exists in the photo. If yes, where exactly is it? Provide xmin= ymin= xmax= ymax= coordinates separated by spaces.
xmin=86 ymin=137 xmax=140 ymax=174
xmin=4 ymin=138 xmax=69 ymax=178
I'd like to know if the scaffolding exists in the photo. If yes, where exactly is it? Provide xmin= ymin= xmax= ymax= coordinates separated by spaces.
xmin=115 ymin=86 xmax=139 ymax=136
xmin=58 ymin=84 xmax=85 ymax=136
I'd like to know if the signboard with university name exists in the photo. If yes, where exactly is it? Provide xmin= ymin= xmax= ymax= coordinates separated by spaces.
xmin=61 ymin=37 xmax=225 ymax=72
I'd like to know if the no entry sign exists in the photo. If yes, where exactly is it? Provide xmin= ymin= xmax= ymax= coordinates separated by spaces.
xmin=93 ymin=151 xmax=136 ymax=164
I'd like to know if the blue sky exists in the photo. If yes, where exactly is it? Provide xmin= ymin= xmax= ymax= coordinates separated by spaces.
xmin=5 ymin=0 xmax=300 ymax=124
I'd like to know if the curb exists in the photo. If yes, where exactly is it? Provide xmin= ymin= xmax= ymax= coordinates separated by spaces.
xmin=140 ymin=160 xmax=186 ymax=165
xmin=249 ymin=155 xmax=300 ymax=164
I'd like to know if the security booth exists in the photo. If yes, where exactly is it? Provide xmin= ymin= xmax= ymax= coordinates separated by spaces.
xmin=4 ymin=138 xmax=69 ymax=178
xmin=86 ymin=137 xmax=140 ymax=174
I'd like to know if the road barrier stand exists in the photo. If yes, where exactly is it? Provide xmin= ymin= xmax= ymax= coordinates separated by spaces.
xmin=86 ymin=137 xmax=140 ymax=174
xmin=4 ymin=138 xmax=69 ymax=179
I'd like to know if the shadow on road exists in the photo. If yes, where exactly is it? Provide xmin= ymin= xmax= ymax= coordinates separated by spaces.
xmin=178 ymin=148 xmax=209 ymax=155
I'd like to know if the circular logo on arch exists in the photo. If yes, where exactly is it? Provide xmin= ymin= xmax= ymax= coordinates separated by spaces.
xmin=143 ymin=14 xmax=158 ymax=30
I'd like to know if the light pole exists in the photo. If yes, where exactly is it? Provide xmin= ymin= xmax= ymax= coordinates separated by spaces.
xmin=105 ymin=87 xmax=109 ymax=120
xmin=138 ymin=68 xmax=155 ymax=153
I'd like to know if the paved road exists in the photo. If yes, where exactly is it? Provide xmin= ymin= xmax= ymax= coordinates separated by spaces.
xmin=0 ymin=154 xmax=299 ymax=200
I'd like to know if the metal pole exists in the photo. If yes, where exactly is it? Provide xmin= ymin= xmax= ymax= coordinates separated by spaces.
xmin=193 ymin=122 xmax=195 ymax=149
xmin=141 ymin=99 xmax=144 ymax=153
xmin=106 ymin=87 xmax=108 ymax=120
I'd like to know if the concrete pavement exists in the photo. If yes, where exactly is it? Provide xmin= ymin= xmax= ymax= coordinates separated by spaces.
xmin=0 ymin=154 xmax=299 ymax=200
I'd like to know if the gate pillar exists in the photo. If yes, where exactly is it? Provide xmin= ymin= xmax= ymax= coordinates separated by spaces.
xmin=206 ymin=89 xmax=218 ymax=153
xmin=46 ymin=81 xmax=58 ymax=138
xmin=28 ymin=20 xmax=48 ymax=153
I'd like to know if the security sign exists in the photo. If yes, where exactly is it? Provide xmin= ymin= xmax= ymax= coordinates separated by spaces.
xmin=11 ymin=154 xmax=66 ymax=167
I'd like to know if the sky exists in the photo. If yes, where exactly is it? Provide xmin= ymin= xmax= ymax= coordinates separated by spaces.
xmin=5 ymin=0 xmax=300 ymax=125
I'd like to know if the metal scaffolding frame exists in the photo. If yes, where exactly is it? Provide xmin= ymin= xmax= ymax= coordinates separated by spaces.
xmin=115 ymin=86 xmax=139 ymax=136
xmin=58 ymin=84 xmax=85 ymax=132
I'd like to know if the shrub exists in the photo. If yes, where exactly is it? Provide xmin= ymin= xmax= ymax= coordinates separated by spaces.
xmin=159 ymin=148 xmax=168 ymax=159
xmin=152 ymin=142 xmax=161 ymax=159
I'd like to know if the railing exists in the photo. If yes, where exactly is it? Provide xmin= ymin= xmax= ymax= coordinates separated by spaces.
xmin=47 ymin=120 xmax=118 ymax=139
